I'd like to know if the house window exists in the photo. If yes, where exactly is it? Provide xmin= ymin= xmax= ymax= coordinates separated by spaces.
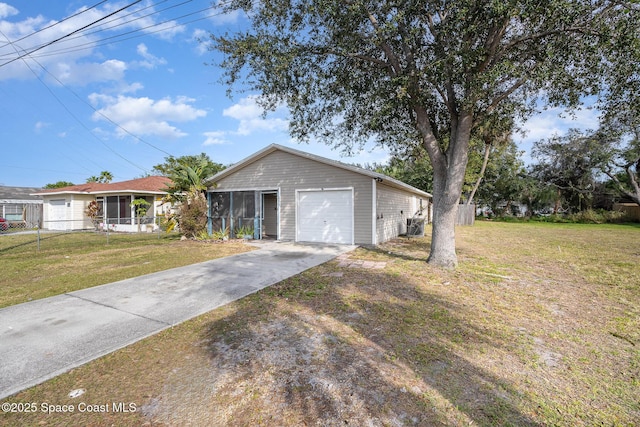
xmin=2 ymin=204 xmax=23 ymax=221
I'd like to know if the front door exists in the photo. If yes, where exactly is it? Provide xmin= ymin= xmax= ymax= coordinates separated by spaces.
xmin=261 ymin=192 xmax=278 ymax=239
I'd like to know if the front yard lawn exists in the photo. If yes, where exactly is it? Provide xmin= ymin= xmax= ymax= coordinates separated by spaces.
xmin=0 ymin=232 xmax=252 ymax=309
xmin=1 ymin=222 xmax=638 ymax=426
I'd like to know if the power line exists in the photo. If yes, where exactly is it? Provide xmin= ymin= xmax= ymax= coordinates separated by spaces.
xmin=9 ymin=4 xmax=220 ymax=61
xmin=0 ymin=1 xmax=230 ymax=62
xmin=0 ymin=0 xmax=179 ymax=58
xmin=0 ymin=0 xmax=108 ymax=50
xmin=0 ymin=0 xmax=144 ymax=68
xmin=0 ymin=29 xmax=150 ymax=174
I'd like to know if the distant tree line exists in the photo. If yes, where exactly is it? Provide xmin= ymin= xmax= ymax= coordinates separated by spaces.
xmin=370 ymin=117 xmax=639 ymax=220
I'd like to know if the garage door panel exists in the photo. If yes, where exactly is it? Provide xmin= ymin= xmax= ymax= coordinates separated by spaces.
xmin=297 ymin=189 xmax=353 ymax=244
xmin=48 ymin=199 xmax=67 ymax=230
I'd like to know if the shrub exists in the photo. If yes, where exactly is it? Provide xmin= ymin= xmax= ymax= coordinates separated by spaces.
xmin=176 ymin=190 xmax=208 ymax=238
xmin=234 ymin=225 xmax=254 ymax=238
xmin=211 ymin=227 xmax=230 ymax=241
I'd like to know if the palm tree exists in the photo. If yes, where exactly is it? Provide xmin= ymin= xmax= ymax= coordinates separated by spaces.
xmin=165 ymin=155 xmax=220 ymax=202
xmin=86 ymin=171 xmax=114 ymax=184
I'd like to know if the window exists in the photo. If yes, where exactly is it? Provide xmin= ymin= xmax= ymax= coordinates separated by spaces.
xmin=2 ymin=204 xmax=23 ymax=221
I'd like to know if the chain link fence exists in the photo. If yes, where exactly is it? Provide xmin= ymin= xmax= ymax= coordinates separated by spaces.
xmin=0 ymin=217 xmax=176 ymax=251
xmin=0 ymin=203 xmax=42 ymax=231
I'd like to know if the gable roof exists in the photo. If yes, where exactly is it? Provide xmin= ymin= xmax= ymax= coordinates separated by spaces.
xmin=31 ymin=176 xmax=172 ymax=196
xmin=206 ymin=144 xmax=432 ymax=198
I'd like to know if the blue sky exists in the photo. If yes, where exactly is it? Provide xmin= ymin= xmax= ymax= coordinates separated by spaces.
xmin=0 ymin=1 xmax=599 ymax=188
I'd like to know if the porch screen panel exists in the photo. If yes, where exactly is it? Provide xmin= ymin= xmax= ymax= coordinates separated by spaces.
xmin=210 ymin=192 xmax=230 ymax=232
xmin=119 ymin=195 xmax=131 ymax=224
xmin=106 ymin=196 xmax=118 ymax=224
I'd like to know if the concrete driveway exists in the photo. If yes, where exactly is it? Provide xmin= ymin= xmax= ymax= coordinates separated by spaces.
xmin=0 ymin=241 xmax=355 ymax=399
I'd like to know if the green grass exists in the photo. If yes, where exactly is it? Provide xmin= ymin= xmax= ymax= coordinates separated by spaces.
xmin=0 ymin=231 xmax=253 ymax=308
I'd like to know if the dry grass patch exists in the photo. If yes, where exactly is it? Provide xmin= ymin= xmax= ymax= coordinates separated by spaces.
xmin=1 ymin=222 xmax=638 ymax=426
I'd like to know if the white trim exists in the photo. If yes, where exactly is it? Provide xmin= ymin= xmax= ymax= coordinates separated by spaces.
xmin=295 ymin=187 xmax=354 ymax=245
xmin=372 ymin=179 xmax=377 ymax=245
xmin=277 ymin=187 xmax=281 ymax=240
xmin=0 ymin=199 xmax=43 ymax=204
xmin=33 ymin=190 xmax=167 ymax=196
xmin=208 ymin=187 xmax=277 ymax=193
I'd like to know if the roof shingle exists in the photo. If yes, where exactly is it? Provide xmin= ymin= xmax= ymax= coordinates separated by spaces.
xmin=32 ymin=176 xmax=172 ymax=195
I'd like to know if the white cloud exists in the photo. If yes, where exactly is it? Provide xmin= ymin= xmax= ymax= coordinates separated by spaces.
xmin=90 ymin=93 xmax=207 ymax=139
xmin=208 ymin=1 xmax=243 ymax=25
xmin=119 ymin=82 xmax=144 ymax=94
xmin=223 ymin=96 xmax=289 ymax=136
xmin=202 ymin=131 xmax=227 ymax=146
xmin=192 ymin=29 xmax=209 ymax=55
xmin=518 ymin=107 xmax=600 ymax=144
xmin=133 ymin=43 xmax=167 ymax=69
xmin=0 ymin=3 xmax=18 ymax=18
xmin=34 ymin=121 xmax=49 ymax=132
xmin=51 ymin=59 xmax=127 ymax=85
xmin=0 ymin=3 xmax=183 ymax=82
xmin=516 ymin=106 xmax=601 ymax=164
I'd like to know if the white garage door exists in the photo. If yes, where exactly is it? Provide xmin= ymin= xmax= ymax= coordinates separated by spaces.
xmin=48 ymin=199 xmax=68 ymax=230
xmin=296 ymin=189 xmax=353 ymax=244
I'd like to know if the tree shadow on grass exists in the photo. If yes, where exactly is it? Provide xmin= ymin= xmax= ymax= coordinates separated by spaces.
xmin=147 ymin=254 xmax=544 ymax=426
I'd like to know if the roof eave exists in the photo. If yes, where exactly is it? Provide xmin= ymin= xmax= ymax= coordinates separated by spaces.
xmin=205 ymin=143 xmax=432 ymax=198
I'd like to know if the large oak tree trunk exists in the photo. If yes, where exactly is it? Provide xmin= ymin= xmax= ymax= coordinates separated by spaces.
xmin=428 ymin=187 xmax=460 ymax=268
xmin=420 ymin=110 xmax=473 ymax=268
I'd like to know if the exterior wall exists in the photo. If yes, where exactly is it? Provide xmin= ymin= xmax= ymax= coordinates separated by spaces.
xmin=71 ymin=195 xmax=95 ymax=230
xmin=42 ymin=194 xmax=167 ymax=232
xmin=212 ymin=150 xmax=374 ymax=244
xmin=376 ymin=183 xmax=427 ymax=243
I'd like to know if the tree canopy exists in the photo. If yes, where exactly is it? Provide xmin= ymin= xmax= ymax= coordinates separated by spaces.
xmin=44 ymin=181 xmax=75 ymax=189
xmin=152 ymin=153 xmax=225 ymax=202
xmin=211 ymin=0 xmax=640 ymax=267
xmin=86 ymin=171 xmax=113 ymax=184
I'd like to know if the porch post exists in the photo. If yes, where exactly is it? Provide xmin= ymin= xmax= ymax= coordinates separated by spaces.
xmin=206 ymin=192 xmax=212 ymax=235
xmin=130 ymin=193 xmax=135 ymax=229
xmin=254 ymin=191 xmax=260 ymax=240
xmin=229 ymin=192 xmax=234 ymax=238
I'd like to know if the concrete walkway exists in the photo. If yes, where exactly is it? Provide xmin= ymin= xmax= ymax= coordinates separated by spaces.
xmin=0 ymin=241 xmax=355 ymax=399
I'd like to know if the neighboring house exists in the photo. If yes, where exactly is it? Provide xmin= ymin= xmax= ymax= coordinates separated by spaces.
xmin=206 ymin=144 xmax=432 ymax=245
xmin=0 ymin=186 xmax=43 ymax=228
xmin=32 ymin=176 xmax=172 ymax=232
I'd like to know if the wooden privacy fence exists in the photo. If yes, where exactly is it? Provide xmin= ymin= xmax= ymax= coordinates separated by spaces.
xmin=456 ymin=203 xmax=475 ymax=226
xmin=613 ymin=203 xmax=640 ymax=221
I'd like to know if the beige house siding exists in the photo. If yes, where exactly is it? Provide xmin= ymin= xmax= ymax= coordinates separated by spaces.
xmin=376 ymin=184 xmax=427 ymax=243
xmin=213 ymin=150 xmax=374 ymax=244
xmin=71 ymin=195 xmax=95 ymax=229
